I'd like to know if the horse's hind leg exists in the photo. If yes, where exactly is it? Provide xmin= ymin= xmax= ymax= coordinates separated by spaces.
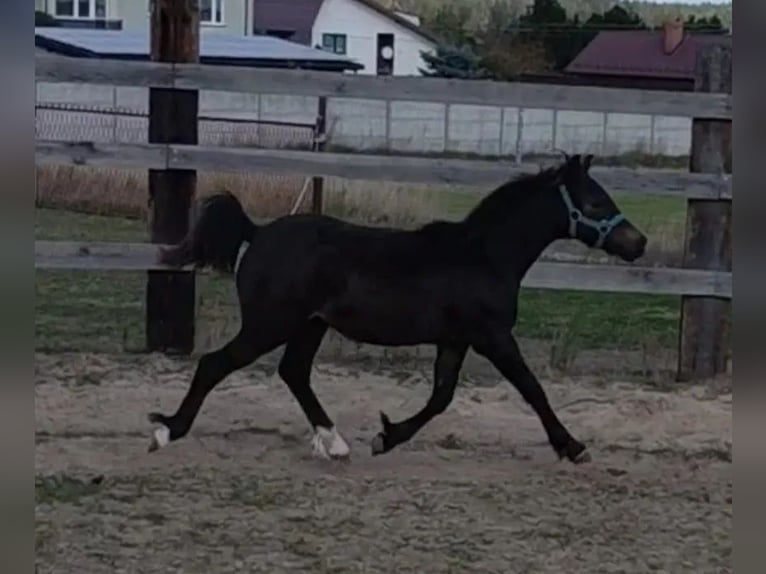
xmin=371 ymin=343 xmax=468 ymax=455
xmin=147 ymin=327 xmax=282 ymax=452
xmin=277 ymin=318 xmax=350 ymax=460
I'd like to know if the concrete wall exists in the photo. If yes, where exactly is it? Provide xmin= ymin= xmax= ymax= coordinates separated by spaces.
xmin=312 ymin=0 xmax=436 ymax=76
xmin=35 ymin=82 xmax=693 ymax=158
xmin=323 ymin=98 xmax=691 ymax=157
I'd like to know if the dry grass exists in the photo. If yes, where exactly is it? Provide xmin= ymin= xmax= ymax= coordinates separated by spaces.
xmin=323 ymin=178 xmax=444 ymax=227
xmin=35 ymin=165 xmax=443 ymax=227
xmin=35 ymin=165 xmax=306 ymax=220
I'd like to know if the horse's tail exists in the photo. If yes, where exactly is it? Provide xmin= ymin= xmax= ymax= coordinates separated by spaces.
xmin=158 ymin=191 xmax=257 ymax=274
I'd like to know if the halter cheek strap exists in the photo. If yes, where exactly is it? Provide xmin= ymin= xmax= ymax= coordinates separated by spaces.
xmin=559 ymin=187 xmax=625 ymax=249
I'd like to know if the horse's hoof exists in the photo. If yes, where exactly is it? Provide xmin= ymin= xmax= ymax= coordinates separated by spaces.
xmin=371 ymin=411 xmax=396 ymax=455
xmin=147 ymin=413 xmax=171 ymax=453
xmin=557 ymin=438 xmax=589 ymax=464
xmin=371 ymin=433 xmax=387 ymax=456
xmin=573 ymin=449 xmax=591 ymax=464
xmin=312 ymin=426 xmax=351 ymax=461
xmin=148 ymin=424 xmax=170 ymax=453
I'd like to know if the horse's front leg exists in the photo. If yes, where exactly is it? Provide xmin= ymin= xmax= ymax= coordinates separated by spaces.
xmin=371 ymin=343 xmax=468 ymax=455
xmin=472 ymin=330 xmax=590 ymax=463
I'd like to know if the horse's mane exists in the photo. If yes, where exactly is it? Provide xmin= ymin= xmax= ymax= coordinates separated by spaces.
xmin=413 ymin=165 xmax=562 ymax=242
xmin=463 ymin=166 xmax=561 ymax=226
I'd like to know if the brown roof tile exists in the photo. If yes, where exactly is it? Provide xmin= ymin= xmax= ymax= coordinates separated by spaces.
xmin=565 ymin=30 xmax=731 ymax=80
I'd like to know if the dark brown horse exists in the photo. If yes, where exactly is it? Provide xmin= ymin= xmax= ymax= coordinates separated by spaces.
xmin=148 ymin=154 xmax=646 ymax=463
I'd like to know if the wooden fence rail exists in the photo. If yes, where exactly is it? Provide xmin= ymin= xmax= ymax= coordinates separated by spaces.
xmin=35 ymin=140 xmax=732 ymax=200
xmin=35 ymin=53 xmax=733 ymax=119
xmin=34 ymin=37 xmax=732 ymax=381
xmin=35 ymin=241 xmax=732 ymax=298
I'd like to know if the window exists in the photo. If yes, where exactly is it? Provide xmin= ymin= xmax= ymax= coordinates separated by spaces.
xmin=322 ymin=33 xmax=347 ymax=55
xmin=54 ymin=0 xmax=73 ymax=16
xmin=200 ymin=0 xmax=224 ymax=25
xmin=55 ymin=0 xmax=106 ymax=19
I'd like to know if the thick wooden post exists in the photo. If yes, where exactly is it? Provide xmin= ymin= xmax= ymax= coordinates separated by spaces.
xmin=311 ymin=96 xmax=328 ymax=214
xmin=146 ymin=0 xmax=199 ymax=354
xmin=677 ymin=44 xmax=732 ymax=381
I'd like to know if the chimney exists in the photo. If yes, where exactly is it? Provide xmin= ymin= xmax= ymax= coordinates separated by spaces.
xmin=662 ymin=17 xmax=684 ymax=55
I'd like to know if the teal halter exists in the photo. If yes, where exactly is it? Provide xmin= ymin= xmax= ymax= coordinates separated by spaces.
xmin=559 ymin=186 xmax=625 ymax=249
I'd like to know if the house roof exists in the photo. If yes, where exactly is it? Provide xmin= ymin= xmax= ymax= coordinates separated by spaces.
xmin=253 ymin=0 xmax=324 ymax=45
xmin=253 ymin=0 xmax=438 ymax=46
xmin=34 ymin=26 xmax=364 ymax=72
xmin=565 ymin=30 xmax=731 ymax=80
xmin=354 ymin=0 xmax=438 ymax=44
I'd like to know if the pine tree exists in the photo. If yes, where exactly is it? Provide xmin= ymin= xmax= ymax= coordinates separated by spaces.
xmin=419 ymin=44 xmax=488 ymax=79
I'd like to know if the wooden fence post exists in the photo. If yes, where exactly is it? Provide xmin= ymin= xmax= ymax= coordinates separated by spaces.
xmin=677 ymin=44 xmax=732 ymax=381
xmin=311 ymin=96 xmax=327 ymax=214
xmin=146 ymin=0 xmax=199 ymax=354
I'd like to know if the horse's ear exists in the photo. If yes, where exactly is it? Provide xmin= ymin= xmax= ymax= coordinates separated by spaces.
xmin=554 ymin=153 xmax=579 ymax=183
xmin=551 ymin=160 xmax=569 ymax=185
xmin=583 ymin=154 xmax=594 ymax=172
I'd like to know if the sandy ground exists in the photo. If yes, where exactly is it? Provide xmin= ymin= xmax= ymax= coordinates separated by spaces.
xmin=35 ymin=352 xmax=732 ymax=574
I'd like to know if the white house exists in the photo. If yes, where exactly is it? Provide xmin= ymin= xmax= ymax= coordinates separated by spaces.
xmin=311 ymin=0 xmax=438 ymax=76
xmin=254 ymin=0 xmax=438 ymax=76
xmin=36 ymin=0 xmax=439 ymax=76
xmin=36 ymin=0 xmax=249 ymax=35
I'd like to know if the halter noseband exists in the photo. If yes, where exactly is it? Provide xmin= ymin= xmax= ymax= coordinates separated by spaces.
xmin=559 ymin=186 xmax=625 ymax=249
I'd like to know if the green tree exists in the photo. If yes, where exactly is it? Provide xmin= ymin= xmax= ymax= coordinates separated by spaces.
xmin=585 ymin=5 xmax=645 ymax=28
xmin=422 ymin=2 xmax=477 ymax=48
xmin=684 ymin=14 xmax=724 ymax=32
xmin=477 ymin=0 xmax=551 ymax=79
xmin=517 ymin=0 xmax=579 ymax=71
xmin=519 ymin=0 xmax=568 ymax=24
xmin=419 ymin=43 xmax=489 ymax=79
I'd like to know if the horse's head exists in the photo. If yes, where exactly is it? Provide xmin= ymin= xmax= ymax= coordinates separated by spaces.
xmin=554 ymin=154 xmax=647 ymax=262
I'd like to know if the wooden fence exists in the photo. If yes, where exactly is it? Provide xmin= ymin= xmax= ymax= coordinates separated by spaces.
xmin=34 ymin=37 xmax=732 ymax=381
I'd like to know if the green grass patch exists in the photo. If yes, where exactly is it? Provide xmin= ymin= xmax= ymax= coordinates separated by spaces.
xmin=36 ymin=474 xmax=101 ymax=505
xmin=35 ymin=207 xmax=683 ymax=353
xmin=36 ymin=269 xmax=146 ymax=352
xmin=35 ymin=209 xmax=149 ymax=352
xmin=516 ymin=289 xmax=679 ymax=349
xmin=36 ymin=208 xmax=146 ymax=242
